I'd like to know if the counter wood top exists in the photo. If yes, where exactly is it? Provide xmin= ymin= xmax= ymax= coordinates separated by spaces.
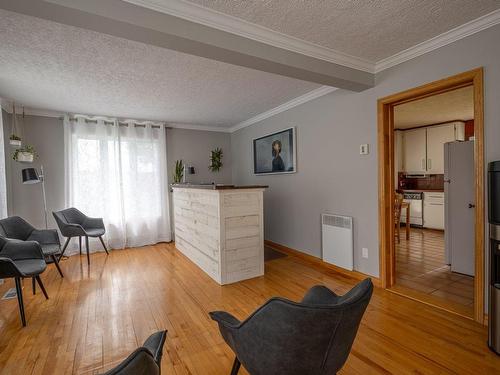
xmin=172 ymin=184 xmax=268 ymax=190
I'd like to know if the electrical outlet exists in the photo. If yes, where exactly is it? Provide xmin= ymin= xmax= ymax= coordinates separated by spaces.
xmin=359 ymin=144 xmax=369 ymax=155
xmin=362 ymin=248 xmax=369 ymax=258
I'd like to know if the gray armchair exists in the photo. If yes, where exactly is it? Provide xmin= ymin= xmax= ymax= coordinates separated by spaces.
xmin=0 ymin=216 xmax=64 ymax=278
xmin=0 ymin=236 xmax=49 ymax=326
xmin=102 ymin=330 xmax=167 ymax=375
xmin=210 ymin=278 xmax=373 ymax=375
xmin=53 ymin=208 xmax=109 ymax=266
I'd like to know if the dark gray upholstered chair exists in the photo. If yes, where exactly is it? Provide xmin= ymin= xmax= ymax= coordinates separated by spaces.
xmin=0 ymin=216 xmax=64 ymax=279
xmin=210 ymin=278 xmax=373 ymax=375
xmin=0 ymin=236 xmax=49 ymax=326
xmin=102 ymin=330 xmax=167 ymax=375
xmin=53 ymin=208 xmax=108 ymax=266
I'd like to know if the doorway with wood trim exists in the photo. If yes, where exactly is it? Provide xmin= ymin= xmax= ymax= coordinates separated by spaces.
xmin=377 ymin=68 xmax=485 ymax=323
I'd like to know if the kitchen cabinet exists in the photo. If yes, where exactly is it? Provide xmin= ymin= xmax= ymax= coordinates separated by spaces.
xmin=427 ymin=123 xmax=463 ymax=173
xmin=403 ymin=128 xmax=427 ymax=173
xmin=423 ymin=192 xmax=444 ymax=230
xmin=401 ymin=122 xmax=465 ymax=174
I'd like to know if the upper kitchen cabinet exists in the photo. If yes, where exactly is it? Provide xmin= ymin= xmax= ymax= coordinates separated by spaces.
xmin=400 ymin=122 xmax=465 ymax=174
xmin=403 ymin=128 xmax=427 ymax=173
xmin=427 ymin=122 xmax=465 ymax=174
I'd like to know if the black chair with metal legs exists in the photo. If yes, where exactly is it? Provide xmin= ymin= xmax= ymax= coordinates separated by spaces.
xmin=0 ymin=236 xmax=48 ymax=327
xmin=102 ymin=330 xmax=167 ymax=375
xmin=53 ymin=208 xmax=109 ymax=266
xmin=210 ymin=279 xmax=373 ymax=375
xmin=0 ymin=216 xmax=64 ymax=279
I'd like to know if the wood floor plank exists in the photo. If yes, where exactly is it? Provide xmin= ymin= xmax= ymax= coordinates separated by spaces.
xmin=0 ymin=243 xmax=498 ymax=374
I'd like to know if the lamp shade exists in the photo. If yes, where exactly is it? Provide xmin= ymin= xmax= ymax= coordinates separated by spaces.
xmin=22 ymin=168 xmax=40 ymax=184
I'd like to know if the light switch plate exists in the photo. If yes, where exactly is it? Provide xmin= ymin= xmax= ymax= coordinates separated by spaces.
xmin=362 ymin=248 xmax=369 ymax=258
xmin=359 ymin=144 xmax=369 ymax=155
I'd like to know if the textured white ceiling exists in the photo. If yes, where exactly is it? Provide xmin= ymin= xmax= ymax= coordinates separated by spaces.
xmin=0 ymin=9 xmax=320 ymax=128
xmin=394 ymin=86 xmax=474 ymax=129
xmin=183 ymin=0 xmax=500 ymax=61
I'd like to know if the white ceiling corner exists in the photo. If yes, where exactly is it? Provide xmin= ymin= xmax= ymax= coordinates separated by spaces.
xmin=229 ymin=86 xmax=337 ymax=133
xmin=375 ymin=8 xmax=500 ymax=73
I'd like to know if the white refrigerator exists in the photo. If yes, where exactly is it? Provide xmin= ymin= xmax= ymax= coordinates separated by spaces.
xmin=444 ymin=140 xmax=475 ymax=276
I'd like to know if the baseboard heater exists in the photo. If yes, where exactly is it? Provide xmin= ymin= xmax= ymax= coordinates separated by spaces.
xmin=321 ymin=214 xmax=353 ymax=271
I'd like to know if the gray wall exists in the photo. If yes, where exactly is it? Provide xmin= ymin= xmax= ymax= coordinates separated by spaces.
xmin=166 ymin=127 xmax=232 ymax=185
xmin=2 ymin=112 xmax=64 ymax=229
xmin=1 ymin=114 xmax=232 ymax=230
xmin=231 ymin=24 xmax=500 ymax=278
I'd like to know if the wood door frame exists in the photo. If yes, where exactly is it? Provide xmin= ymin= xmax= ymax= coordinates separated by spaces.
xmin=377 ymin=68 xmax=485 ymax=323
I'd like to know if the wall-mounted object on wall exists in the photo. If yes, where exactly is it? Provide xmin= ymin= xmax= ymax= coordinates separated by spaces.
xmin=22 ymin=166 xmax=48 ymax=229
xmin=209 ymin=147 xmax=223 ymax=172
xmin=13 ymin=145 xmax=37 ymax=163
xmin=183 ymin=165 xmax=195 ymax=183
xmin=173 ymin=159 xmax=184 ymax=183
xmin=253 ymin=127 xmax=296 ymax=175
xmin=9 ymin=104 xmax=23 ymax=147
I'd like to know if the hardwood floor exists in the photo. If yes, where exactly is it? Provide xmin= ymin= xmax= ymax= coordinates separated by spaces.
xmin=395 ymin=227 xmax=474 ymax=317
xmin=0 ymin=242 xmax=498 ymax=374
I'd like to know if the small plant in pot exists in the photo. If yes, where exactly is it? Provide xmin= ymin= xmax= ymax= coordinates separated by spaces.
xmin=9 ymin=134 xmax=22 ymax=147
xmin=173 ymin=159 xmax=184 ymax=183
xmin=13 ymin=145 xmax=37 ymax=163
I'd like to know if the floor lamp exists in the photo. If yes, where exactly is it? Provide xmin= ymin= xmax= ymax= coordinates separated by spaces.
xmin=22 ymin=166 xmax=48 ymax=229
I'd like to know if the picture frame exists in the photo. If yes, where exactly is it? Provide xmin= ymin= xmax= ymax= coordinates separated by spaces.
xmin=253 ymin=127 xmax=296 ymax=175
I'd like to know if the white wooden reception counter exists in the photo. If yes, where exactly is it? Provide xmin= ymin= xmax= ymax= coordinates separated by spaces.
xmin=172 ymin=184 xmax=268 ymax=285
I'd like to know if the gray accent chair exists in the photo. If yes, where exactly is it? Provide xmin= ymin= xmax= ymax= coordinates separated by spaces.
xmin=102 ymin=330 xmax=167 ymax=375
xmin=53 ymin=208 xmax=109 ymax=266
xmin=0 ymin=216 xmax=64 ymax=278
xmin=210 ymin=278 xmax=373 ymax=375
xmin=0 ymin=236 xmax=49 ymax=326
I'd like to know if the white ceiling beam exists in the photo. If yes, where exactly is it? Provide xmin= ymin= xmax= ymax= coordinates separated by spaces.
xmin=0 ymin=0 xmax=374 ymax=91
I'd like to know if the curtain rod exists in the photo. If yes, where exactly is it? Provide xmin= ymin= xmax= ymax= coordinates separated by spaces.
xmin=61 ymin=116 xmax=165 ymax=129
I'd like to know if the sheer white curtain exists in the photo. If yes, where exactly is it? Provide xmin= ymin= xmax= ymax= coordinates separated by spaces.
xmin=64 ymin=115 xmax=170 ymax=253
xmin=0 ymin=111 xmax=7 ymax=218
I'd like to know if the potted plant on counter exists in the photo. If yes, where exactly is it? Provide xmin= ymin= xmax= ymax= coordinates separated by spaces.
xmin=9 ymin=134 xmax=22 ymax=147
xmin=173 ymin=159 xmax=184 ymax=183
xmin=13 ymin=145 xmax=37 ymax=163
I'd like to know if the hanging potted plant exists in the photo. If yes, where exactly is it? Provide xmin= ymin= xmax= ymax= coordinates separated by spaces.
xmin=173 ymin=159 xmax=184 ymax=183
xmin=208 ymin=147 xmax=223 ymax=172
xmin=9 ymin=103 xmax=23 ymax=146
xmin=13 ymin=145 xmax=37 ymax=163
xmin=9 ymin=134 xmax=22 ymax=147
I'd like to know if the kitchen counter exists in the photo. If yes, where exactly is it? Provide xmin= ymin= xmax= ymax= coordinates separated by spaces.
xmin=172 ymin=185 xmax=267 ymax=285
xmin=171 ymin=183 xmax=268 ymax=190
xmin=400 ymin=189 xmax=444 ymax=193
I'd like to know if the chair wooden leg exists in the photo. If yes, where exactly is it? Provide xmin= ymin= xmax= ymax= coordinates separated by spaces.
xmin=15 ymin=277 xmax=26 ymax=327
xmin=230 ymin=357 xmax=241 ymax=375
xmin=32 ymin=277 xmax=36 ymax=295
xmin=51 ymin=254 xmax=64 ymax=278
xmin=79 ymin=236 xmax=82 ymax=255
xmin=85 ymin=236 xmax=90 ymax=266
xmin=99 ymin=236 xmax=109 ymax=255
xmin=59 ymin=237 xmax=71 ymax=261
xmin=35 ymin=276 xmax=49 ymax=300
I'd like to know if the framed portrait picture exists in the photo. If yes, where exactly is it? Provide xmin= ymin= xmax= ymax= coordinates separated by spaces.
xmin=253 ymin=127 xmax=296 ymax=175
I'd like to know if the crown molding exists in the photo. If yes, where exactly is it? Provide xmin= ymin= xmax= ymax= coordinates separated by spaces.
xmin=229 ymin=86 xmax=337 ymax=133
xmin=167 ymin=123 xmax=231 ymax=133
xmin=123 ymin=0 xmax=374 ymax=73
xmin=375 ymin=8 xmax=500 ymax=73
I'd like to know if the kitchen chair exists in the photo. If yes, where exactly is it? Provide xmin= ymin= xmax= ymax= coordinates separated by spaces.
xmin=394 ymin=193 xmax=404 ymax=243
xmin=0 ymin=236 xmax=49 ymax=327
xmin=210 ymin=278 xmax=373 ymax=375
xmin=101 ymin=330 xmax=167 ymax=375
xmin=0 ymin=216 xmax=64 ymax=278
xmin=53 ymin=208 xmax=109 ymax=266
